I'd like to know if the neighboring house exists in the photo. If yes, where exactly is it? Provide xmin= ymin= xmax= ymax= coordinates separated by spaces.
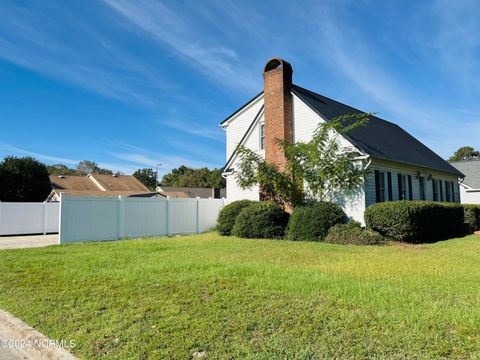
xmin=221 ymin=58 xmax=463 ymax=223
xmin=156 ymin=186 xmax=226 ymax=199
xmin=450 ymin=160 xmax=480 ymax=204
xmin=47 ymin=174 xmax=163 ymax=201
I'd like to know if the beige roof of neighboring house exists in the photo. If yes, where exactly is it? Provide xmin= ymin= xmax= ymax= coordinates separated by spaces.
xmin=160 ymin=191 xmax=191 ymax=198
xmin=49 ymin=175 xmax=99 ymax=191
xmin=50 ymin=189 xmax=158 ymax=198
xmin=47 ymin=174 xmax=153 ymax=201
xmin=92 ymin=174 xmax=149 ymax=192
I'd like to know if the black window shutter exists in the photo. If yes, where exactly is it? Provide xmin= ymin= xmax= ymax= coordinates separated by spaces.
xmin=451 ymin=182 xmax=455 ymax=202
xmin=397 ymin=173 xmax=403 ymax=200
xmin=387 ymin=172 xmax=393 ymax=201
xmin=432 ymin=179 xmax=436 ymax=201
xmin=408 ymin=175 xmax=413 ymax=200
xmin=374 ymin=170 xmax=381 ymax=203
xmin=439 ymin=180 xmax=443 ymax=201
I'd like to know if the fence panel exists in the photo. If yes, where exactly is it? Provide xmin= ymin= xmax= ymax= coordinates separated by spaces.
xmin=0 ymin=202 xmax=59 ymax=235
xmin=123 ymin=197 xmax=168 ymax=238
xmin=169 ymin=198 xmax=197 ymax=234
xmin=60 ymin=196 xmax=119 ymax=244
xmin=59 ymin=195 xmax=225 ymax=243
xmin=198 ymin=199 xmax=225 ymax=232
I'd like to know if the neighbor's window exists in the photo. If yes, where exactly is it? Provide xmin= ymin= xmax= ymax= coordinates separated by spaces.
xmin=260 ymin=124 xmax=265 ymax=150
xmin=419 ymin=176 xmax=426 ymax=200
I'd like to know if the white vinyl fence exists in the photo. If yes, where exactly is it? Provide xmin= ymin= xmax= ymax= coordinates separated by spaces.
xmin=59 ymin=195 xmax=225 ymax=244
xmin=0 ymin=202 xmax=59 ymax=236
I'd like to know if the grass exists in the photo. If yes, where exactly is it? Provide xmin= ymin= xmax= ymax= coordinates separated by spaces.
xmin=1 ymin=233 xmax=480 ymax=359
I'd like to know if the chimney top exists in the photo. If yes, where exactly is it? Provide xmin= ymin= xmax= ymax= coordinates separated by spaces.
xmin=263 ymin=58 xmax=293 ymax=76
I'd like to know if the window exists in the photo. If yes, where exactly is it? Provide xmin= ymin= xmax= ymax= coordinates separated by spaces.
xmin=387 ymin=172 xmax=393 ymax=201
xmin=432 ymin=178 xmax=438 ymax=201
xmin=451 ymin=182 xmax=456 ymax=202
xmin=445 ymin=181 xmax=451 ymax=202
xmin=408 ymin=175 xmax=413 ymax=200
xmin=439 ymin=180 xmax=443 ymax=201
xmin=375 ymin=170 xmax=385 ymax=202
xmin=419 ymin=176 xmax=426 ymax=200
xmin=397 ymin=173 xmax=406 ymax=200
xmin=259 ymin=124 xmax=265 ymax=150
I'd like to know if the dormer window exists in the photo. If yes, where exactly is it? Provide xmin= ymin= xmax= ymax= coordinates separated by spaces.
xmin=260 ymin=123 xmax=265 ymax=150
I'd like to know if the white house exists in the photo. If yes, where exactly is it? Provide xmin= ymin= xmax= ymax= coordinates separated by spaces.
xmin=220 ymin=58 xmax=463 ymax=224
xmin=450 ymin=160 xmax=480 ymax=204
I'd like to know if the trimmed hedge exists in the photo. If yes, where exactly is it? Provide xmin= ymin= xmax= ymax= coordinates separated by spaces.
xmin=232 ymin=201 xmax=289 ymax=239
xmin=464 ymin=204 xmax=480 ymax=232
xmin=365 ymin=201 xmax=465 ymax=243
xmin=325 ymin=221 xmax=385 ymax=246
xmin=216 ymin=200 xmax=256 ymax=235
xmin=285 ymin=202 xmax=347 ymax=242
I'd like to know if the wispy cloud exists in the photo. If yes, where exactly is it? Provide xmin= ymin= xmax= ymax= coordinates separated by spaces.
xmin=157 ymin=119 xmax=223 ymax=141
xmin=108 ymin=143 xmax=223 ymax=175
xmin=0 ymin=1 xmax=175 ymax=106
xmin=101 ymin=0 xmax=260 ymax=93
xmin=0 ymin=144 xmax=79 ymax=165
xmin=429 ymin=0 xmax=480 ymax=97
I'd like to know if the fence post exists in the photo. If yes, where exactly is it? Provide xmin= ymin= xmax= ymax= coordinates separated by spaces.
xmin=166 ymin=196 xmax=170 ymax=236
xmin=196 ymin=197 xmax=200 ymax=234
xmin=42 ymin=201 xmax=47 ymax=235
xmin=118 ymin=196 xmax=125 ymax=240
xmin=58 ymin=193 xmax=64 ymax=244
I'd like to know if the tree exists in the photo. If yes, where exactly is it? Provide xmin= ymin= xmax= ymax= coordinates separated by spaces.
xmin=235 ymin=113 xmax=372 ymax=209
xmin=160 ymin=166 xmax=226 ymax=188
xmin=0 ymin=156 xmax=52 ymax=202
xmin=47 ymin=164 xmax=82 ymax=176
xmin=76 ymin=160 xmax=113 ymax=175
xmin=133 ymin=168 xmax=158 ymax=190
xmin=448 ymin=146 xmax=480 ymax=162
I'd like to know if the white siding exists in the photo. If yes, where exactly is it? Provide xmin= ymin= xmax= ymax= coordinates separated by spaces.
xmin=223 ymin=96 xmax=264 ymax=161
xmin=365 ymin=159 xmax=461 ymax=207
xmin=460 ymin=185 xmax=480 ymax=204
xmin=331 ymin=187 xmax=366 ymax=225
xmin=225 ymin=173 xmax=260 ymax=202
xmin=292 ymin=94 xmax=353 ymax=149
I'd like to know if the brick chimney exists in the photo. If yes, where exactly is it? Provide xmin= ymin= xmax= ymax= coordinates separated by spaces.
xmin=263 ymin=58 xmax=293 ymax=171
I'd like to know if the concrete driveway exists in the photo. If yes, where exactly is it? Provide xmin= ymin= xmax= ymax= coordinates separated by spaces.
xmin=0 ymin=234 xmax=58 ymax=250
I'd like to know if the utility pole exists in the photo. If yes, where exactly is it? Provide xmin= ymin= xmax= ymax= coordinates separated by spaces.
xmin=155 ymin=163 xmax=162 ymax=190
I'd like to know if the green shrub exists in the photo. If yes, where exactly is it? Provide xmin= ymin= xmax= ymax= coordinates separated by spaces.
xmin=464 ymin=204 xmax=480 ymax=232
xmin=216 ymin=200 xmax=256 ymax=235
xmin=285 ymin=202 xmax=347 ymax=241
xmin=325 ymin=221 xmax=385 ymax=245
xmin=364 ymin=201 xmax=465 ymax=243
xmin=232 ymin=201 xmax=289 ymax=239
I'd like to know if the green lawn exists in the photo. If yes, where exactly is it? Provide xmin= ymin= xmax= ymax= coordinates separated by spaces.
xmin=1 ymin=233 xmax=480 ymax=359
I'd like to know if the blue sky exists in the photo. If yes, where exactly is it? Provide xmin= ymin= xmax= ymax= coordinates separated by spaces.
xmin=0 ymin=0 xmax=479 ymax=175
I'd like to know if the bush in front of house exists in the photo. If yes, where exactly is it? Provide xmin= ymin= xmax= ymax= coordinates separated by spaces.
xmin=325 ymin=221 xmax=385 ymax=246
xmin=231 ymin=201 xmax=289 ymax=239
xmin=364 ymin=201 xmax=465 ymax=243
xmin=464 ymin=204 xmax=480 ymax=233
xmin=285 ymin=202 xmax=347 ymax=242
xmin=216 ymin=200 xmax=256 ymax=235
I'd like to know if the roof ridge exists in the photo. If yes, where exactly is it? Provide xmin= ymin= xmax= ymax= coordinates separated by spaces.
xmin=449 ymin=158 xmax=480 ymax=163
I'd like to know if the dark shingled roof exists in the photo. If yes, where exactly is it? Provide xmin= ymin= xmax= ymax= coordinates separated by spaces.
xmin=450 ymin=160 xmax=480 ymax=188
xmin=292 ymin=84 xmax=463 ymax=177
